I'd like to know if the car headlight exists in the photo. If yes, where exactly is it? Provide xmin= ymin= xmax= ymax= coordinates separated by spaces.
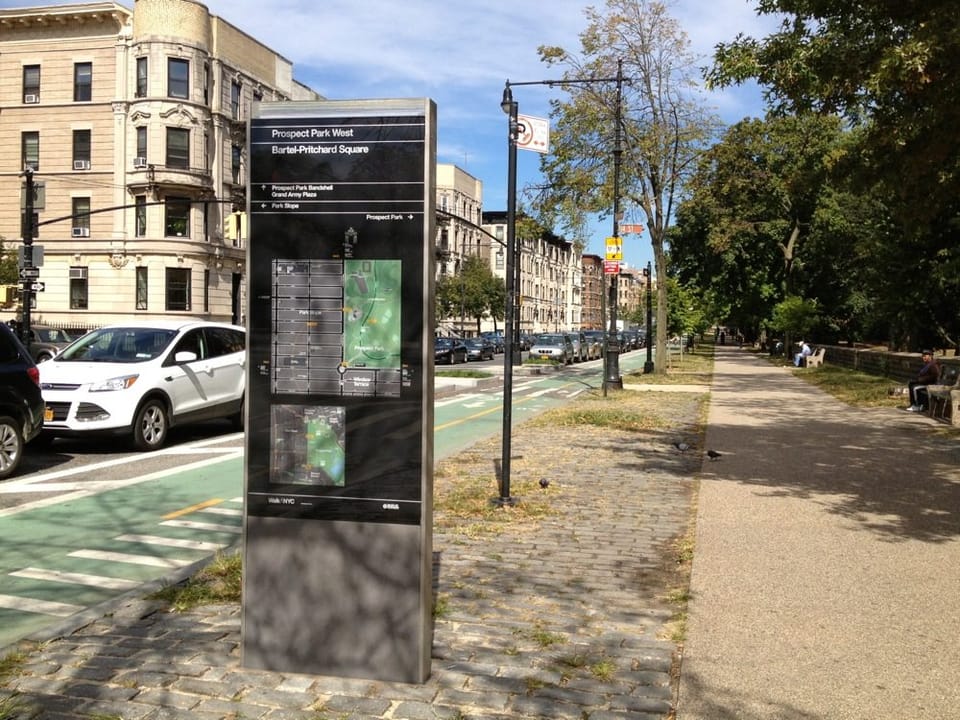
xmin=90 ymin=374 xmax=139 ymax=392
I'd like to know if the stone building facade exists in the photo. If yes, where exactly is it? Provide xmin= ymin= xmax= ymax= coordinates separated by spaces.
xmin=0 ymin=0 xmax=318 ymax=328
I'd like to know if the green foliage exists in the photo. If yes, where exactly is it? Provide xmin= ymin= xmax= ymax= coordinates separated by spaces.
xmin=436 ymin=256 xmax=505 ymax=334
xmin=0 ymin=237 xmax=18 ymax=286
xmin=770 ymin=295 xmax=818 ymax=338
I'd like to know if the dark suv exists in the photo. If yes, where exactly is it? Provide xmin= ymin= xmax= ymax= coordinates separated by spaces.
xmin=0 ymin=323 xmax=44 ymax=480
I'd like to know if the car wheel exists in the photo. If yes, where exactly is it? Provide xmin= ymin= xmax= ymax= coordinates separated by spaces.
xmin=36 ymin=351 xmax=55 ymax=363
xmin=0 ymin=415 xmax=24 ymax=480
xmin=133 ymin=398 xmax=169 ymax=451
xmin=231 ymin=396 xmax=245 ymax=431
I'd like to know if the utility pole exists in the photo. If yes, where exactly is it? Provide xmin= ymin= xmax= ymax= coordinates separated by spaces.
xmin=605 ymin=60 xmax=625 ymax=390
xmin=20 ymin=167 xmax=36 ymax=347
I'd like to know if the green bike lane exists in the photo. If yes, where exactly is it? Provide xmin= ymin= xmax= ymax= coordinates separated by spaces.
xmin=0 ymin=355 xmax=645 ymax=650
xmin=0 ymin=457 xmax=243 ymax=648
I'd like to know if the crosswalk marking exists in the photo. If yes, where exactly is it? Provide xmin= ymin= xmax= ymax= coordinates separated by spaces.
xmin=115 ymin=534 xmax=227 ymax=551
xmin=68 ymin=549 xmax=194 ymax=568
xmin=0 ymin=594 xmax=84 ymax=617
xmin=160 ymin=519 xmax=242 ymax=534
xmin=10 ymin=567 xmax=140 ymax=591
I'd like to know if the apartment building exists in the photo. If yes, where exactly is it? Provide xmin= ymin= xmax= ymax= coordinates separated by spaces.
xmin=580 ymin=254 xmax=604 ymax=329
xmin=0 ymin=0 xmax=319 ymax=328
xmin=481 ymin=212 xmax=581 ymax=335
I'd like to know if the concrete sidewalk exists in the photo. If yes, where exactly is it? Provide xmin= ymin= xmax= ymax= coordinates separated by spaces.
xmin=677 ymin=347 xmax=960 ymax=719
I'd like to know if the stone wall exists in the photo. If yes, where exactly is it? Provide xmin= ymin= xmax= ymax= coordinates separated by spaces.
xmin=821 ymin=346 xmax=960 ymax=384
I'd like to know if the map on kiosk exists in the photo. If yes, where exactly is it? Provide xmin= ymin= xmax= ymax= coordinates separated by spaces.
xmin=271 ymin=258 xmax=403 ymax=397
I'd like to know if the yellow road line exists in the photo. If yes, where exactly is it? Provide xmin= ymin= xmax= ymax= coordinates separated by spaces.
xmin=162 ymin=497 xmax=224 ymax=520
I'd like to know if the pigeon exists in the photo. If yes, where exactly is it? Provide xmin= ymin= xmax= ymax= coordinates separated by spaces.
xmin=672 ymin=442 xmax=691 ymax=452
xmin=539 ymin=478 xmax=550 ymax=489
xmin=706 ymin=450 xmax=722 ymax=461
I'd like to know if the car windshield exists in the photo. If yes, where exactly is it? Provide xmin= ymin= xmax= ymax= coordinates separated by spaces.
xmin=58 ymin=327 xmax=177 ymax=363
xmin=535 ymin=334 xmax=566 ymax=345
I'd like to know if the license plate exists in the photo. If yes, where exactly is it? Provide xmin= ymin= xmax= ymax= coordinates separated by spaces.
xmin=540 ymin=354 xmax=551 ymax=360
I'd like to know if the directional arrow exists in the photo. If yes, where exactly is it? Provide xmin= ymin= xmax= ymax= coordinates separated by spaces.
xmin=19 ymin=267 xmax=40 ymax=279
xmin=30 ymin=282 xmax=45 ymax=292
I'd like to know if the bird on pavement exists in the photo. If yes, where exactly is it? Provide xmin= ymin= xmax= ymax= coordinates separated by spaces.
xmin=539 ymin=478 xmax=550 ymax=489
xmin=707 ymin=450 xmax=722 ymax=461
xmin=672 ymin=441 xmax=691 ymax=452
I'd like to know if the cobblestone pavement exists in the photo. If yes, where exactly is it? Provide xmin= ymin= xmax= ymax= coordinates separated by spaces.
xmin=1 ymin=390 xmax=706 ymax=719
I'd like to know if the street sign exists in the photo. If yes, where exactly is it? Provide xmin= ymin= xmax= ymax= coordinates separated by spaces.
xmin=517 ymin=113 xmax=549 ymax=154
xmin=605 ymin=236 xmax=622 ymax=261
xmin=19 ymin=245 xmax=43 ymax=268
xmin=604 ymin=260 xmax=622 ymax=274
xmin=30 ymin=282 xmax=45 ymax=292
xmin=620 ymin=223 xmax=645 ymax=234
xmin=19 ymin=267 xmax=40 ymax=279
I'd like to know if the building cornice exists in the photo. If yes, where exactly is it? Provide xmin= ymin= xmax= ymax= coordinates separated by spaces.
xmin=0 ymin=3 xmax=131 ymax=29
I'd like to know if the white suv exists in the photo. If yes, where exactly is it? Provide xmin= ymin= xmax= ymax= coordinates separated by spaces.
xmin=39 ymin=320 xmax=245 ymax=450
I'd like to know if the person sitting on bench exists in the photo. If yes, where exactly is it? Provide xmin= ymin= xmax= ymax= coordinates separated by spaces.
xmin=908 ymin=349 xmax=940 ymax=412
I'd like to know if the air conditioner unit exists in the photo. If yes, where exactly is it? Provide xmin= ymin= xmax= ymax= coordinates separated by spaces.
xmin=71 ymin=227 xmax=90 ymax=238
xmin=23 ymin=94 xmax=39 ymax=104
xmin=132 ymin=157 xmax=148 ymax=169
xmin=73 ymin=160 xmax=90 ymax=170
xmin=69 ymin=267 xmax=88 ymax=280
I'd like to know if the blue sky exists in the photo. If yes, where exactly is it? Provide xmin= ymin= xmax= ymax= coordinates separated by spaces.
xmin=4 ymin=0 xmax=776 ymax=268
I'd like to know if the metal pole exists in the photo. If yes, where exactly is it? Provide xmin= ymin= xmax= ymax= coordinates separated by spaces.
xmin=644 ymin=260 xmax=654 ymax=374
xmin=20 ymin=167 xmax=35 ymax=347
xmin=605 ymin=61 xmax=624 ymax=390
xmin=512 ymin=214 xmax=522 ymax=366
xmin=497 ymin=83 xmax=518 ymax=506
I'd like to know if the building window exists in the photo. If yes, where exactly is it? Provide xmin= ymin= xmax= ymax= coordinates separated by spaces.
xmin=70 ymin=267 xmax=88 ymax=310
xmin=168 ymin=58 xmax=189 ymax=99
xmin=72 ymin=197 xmax=91 ymax=234
xmin=136 ymin=57 xmax=148 ymax=97
xmin=231 ymin=80 xmax=241 ymax=119
xmin=165 ymin=197 xmax=190 ymax=237
xmin=231 ymin=145 xmax=242 ymax=184
xmin=22 ymin=66 xmax=41 ymax=104
xmin=21 ymin=132 xmax=39 ymax=171
xmin=135 ymin=195 xmax=147 ymax=237
xmin=203 ymin=269 xmax=210 ymax=312
xmin=136 ymin=126 xmax=147 ymax=160
xmin=165 ymin=267 xmax=191 ymax=311
xmin=203 ymin=63 xmax=210 ymax=105
xmin=74 ymin=62 xmax=92 ymax=101
xmin=73 ymin=130 xmax=91 ymax=167
xmin=136 ymin=266 xmax=148 ymax=310
xmin=23 ymin=65 xmax=40 ymax=103
xmin=166 ymin=128 xmax=189 ymax=169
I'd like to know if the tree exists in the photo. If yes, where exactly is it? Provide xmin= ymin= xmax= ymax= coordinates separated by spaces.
xmin=435 ymin=256 xmax=505 ymax=335
xmin=531 ymin=0 xmax=719 ymax=373
xmin=0 ymin=237 xmax=18 ymax=285
xmin=707 ymin=1 xmax=960 ymax=227
xmin=670 ymin=114 xmax=863 ymax=343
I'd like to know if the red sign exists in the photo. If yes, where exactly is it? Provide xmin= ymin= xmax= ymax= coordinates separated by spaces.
xmin=604 ymin=260 xmax=621 ymax=274
xmin=620 ymin=223 xmax=645 ymax=234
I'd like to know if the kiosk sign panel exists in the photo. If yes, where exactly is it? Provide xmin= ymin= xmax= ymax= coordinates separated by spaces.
xmin=243 ymin=99 xmax=435 ymax=682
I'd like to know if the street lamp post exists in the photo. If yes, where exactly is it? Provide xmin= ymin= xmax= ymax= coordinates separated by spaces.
xmin=644 ymin=261 xmax=654 ymax=374
xmin=497 ymin=64 xmax=630 ymax=502
xmin=496 ymin=84 xmax=520 ymax=506
xmin=605 ymin=60 xmax=625 ymax=390
xmin=20 ymin=167 xmax=36 ymax=347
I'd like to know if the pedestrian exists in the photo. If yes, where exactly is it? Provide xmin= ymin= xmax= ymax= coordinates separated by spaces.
xmin=794 ymin=340 xmax=812 ymax=367
xmin=907 ymin=349 xmax=940 ymax=412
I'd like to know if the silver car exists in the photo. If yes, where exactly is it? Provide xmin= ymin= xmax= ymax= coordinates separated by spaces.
xmin=529 ymin=333 xmax=574 ymax=365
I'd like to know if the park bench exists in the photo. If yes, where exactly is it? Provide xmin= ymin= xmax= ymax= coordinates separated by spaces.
xmin=926 ymin=365 xmax=960 ymax=426
xmin=802 ymin=347 xmax=826 ymax=368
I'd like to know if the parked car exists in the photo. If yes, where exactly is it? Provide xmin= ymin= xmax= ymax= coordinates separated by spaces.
xmin=0 ymin=322 xmax=45 ymax=480
xmin=480 ymin=331 xmax=505 ymax=353
xmin=38 ymin=320 xmax=246 ymax=451
xmin=463 ymin=337 xmax=495 ymax=361
xmin=434 ymin=336 xmax=467 ymax=365
xmin=581 ymin=332 xmax=601 ymax=360
xmin=568 ymin=331 xmax=589 ymax=362
xmin=529 ymin=333 xmax=574 ymax=365
xmin=28 ymin=325 xmax=78 ymax=363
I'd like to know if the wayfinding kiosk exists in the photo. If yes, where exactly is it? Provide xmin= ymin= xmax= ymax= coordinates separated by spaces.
xmin=242 ymin=99 xmax=436 ymax=683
